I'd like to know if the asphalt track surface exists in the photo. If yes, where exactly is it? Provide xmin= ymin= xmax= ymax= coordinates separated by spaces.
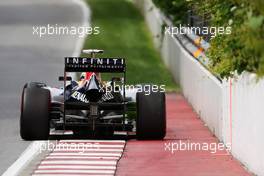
xmin=0 ymin=0 xmax=85 ymax=174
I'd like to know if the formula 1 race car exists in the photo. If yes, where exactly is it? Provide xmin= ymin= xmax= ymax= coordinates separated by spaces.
xmin=20 ymin=49 xmax=166 ymax=140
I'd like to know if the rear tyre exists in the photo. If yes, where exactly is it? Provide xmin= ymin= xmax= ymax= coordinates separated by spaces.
xmin=20 ymin=83 xmax=50 ymax=140
xmin=136 ymin=91 xmax=166 ymax=139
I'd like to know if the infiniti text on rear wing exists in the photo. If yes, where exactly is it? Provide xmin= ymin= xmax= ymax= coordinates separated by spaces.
xmin=65 ymin=57 xmax=126 ymax=72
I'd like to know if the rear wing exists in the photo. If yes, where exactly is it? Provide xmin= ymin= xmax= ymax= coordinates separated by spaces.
xmin=65 ymin=57 xmax=126 ymax=73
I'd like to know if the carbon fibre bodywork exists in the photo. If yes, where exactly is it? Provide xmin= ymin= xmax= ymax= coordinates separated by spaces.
xmin=47 ymin=57 xmax=136 ymax=135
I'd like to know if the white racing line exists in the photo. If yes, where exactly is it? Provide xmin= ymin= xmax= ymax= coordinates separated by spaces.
xmin=2 ymin=141 xmax=47 ymax=176
xmin=2 ymin=0 xmax=93 ymax=176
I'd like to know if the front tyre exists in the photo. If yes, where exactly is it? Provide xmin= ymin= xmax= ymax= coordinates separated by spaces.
xmin=20 ymin=84 xmax=50 ymax=140
xmin=136 ymin=91 xmax=166 ymax=139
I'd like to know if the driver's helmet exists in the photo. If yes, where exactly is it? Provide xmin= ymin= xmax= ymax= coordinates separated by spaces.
xmin=80 ymin=72 xmax=94 ymax=80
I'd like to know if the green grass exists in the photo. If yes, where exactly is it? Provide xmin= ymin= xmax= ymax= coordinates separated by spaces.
xmin=83 ymin=0 xmax=178 ymax=91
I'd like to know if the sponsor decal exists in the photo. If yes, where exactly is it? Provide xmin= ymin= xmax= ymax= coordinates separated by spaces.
xmin=66 ymin=57 xmax=124 ymax=65
xmin=101 ymin=92 xmax=114 ymax=101
xmin=65 ymin=57 xmax=125 ymax=72
xmin=71 ymin=91 xmax=89 ymax=103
